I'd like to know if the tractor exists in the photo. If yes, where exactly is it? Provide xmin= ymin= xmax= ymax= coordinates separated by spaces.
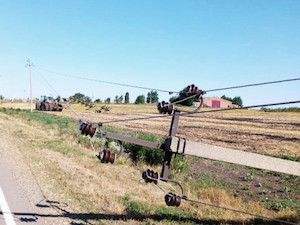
xmin=36 ymin=96 xmax=63 ymax=111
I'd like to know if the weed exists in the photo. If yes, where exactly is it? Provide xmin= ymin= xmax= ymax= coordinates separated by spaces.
xmin=123 ymin=194 xmax=151 ymax=218
xmin=244 ymin=169 xmax=255 ymax=181
xmin=262 ymin=189 xmax=271 ymax=195
xmin=283 ymin=186 xmax=290 ymax=192
xmin=264 ymin=198 xmax=299 ymax=210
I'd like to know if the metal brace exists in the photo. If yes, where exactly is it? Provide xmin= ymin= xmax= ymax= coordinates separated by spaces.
xmin=163 ymin=136 xmax=186 ymax=156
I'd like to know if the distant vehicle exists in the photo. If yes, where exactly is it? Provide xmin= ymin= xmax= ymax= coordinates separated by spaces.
xmin=36 ymin=96 xmax=63 ymax=111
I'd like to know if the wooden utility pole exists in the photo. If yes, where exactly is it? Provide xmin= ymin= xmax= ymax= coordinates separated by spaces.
xmin=26 ymin=59 xmax=34 ymax=112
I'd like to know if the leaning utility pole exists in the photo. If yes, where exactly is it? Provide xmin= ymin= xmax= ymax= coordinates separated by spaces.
xmin=26 ymin=59 xmax=34 ymax=112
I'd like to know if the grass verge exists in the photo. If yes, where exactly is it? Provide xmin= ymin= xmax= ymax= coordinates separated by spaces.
xmin=0 ymin=107 xmax=299 ymax=224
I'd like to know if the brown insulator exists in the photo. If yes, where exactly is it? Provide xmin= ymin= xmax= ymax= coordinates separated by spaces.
xmin=158 ymin=101 xmax=169 ymax=113
xmin=80 ymin=122 xmax=88 ymax=134
xmin=99 ymin=150 xmax=115 ymax=164
xmin=142 ymin=169 xmax=151 ymax=183
xmin=84 ymin=124 xmax=92 ymax=136
xmin=165 ymin=193 xmax=181 ymax=207
xmin=167 ymin=104 xmax=174 ymax=115
xmin=87 ymin=126 xmax=96 ymax=137
xmin=157 ymin=102 xmax=163 ymax=113
xmin=142 ymin=169 xmax=159 ymax=184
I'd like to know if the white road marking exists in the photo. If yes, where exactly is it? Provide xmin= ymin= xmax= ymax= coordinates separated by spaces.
xmin=0 ymin=186 xmax=16 ymax=225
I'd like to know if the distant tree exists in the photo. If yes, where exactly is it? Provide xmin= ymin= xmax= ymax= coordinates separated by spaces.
xmin=125 ymin=92 xmax=130 ymax=103
xmin=135 ymin=95 xmax=145 ymax=104
xmin=114 ymin=95 xmax=124 ymax=104
xmin=105 ymin=98 xmax=111 ymax=104
xmin=169 ymin=96 xmax=177 ymax=103
xmin=114 ymin=95 xmax=119 ymax=103
xmin=94 ymin=98 xmax=102 ymax=103
xmin=146 ymin=91 xmax=159 ymax=103
xmin=72 ymin=92 xmax=85 ymax=100
xmin=0 ymin=95 xmax=3 ymax=104
xmin=56 ymin=96 xmax=61 ymax=102
xmin=232 ymin=96 xmax=243 ymax=107
xmin=118 ymin=95 xmax=123 ymax=103
xmin=221 ymin=95 xmax=243 ymax=107
xmin=171 ymin=87 xmax=194 ymax=106
xmin=221 ymin=95 xmax=233 ymax=102
xmin=83 ymin=96 xmax=91 ymax=103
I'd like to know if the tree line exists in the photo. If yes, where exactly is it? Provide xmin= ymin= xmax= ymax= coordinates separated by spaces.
xmin=69 ymin=91 xmax=159 ymax=105
xmin=68 ymin=90 xmax=243 ymax=107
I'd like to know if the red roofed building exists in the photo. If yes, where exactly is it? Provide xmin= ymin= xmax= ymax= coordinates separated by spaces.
xmin=194 ymin=97 xmax=240 ymax=108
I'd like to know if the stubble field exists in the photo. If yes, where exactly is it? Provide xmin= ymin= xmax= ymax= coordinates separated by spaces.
xmin=53 ymin=103 xmax=300 ymax=159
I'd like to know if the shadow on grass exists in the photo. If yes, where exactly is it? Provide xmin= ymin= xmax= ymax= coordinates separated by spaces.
xmin=1 ymin=200 xmax=297 ymax=225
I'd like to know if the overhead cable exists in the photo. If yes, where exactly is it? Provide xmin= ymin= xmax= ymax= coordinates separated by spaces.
xmin=99 ymin=100 xmax=300 ymax=124
xmin=206 ymin=78 xmax=300 ymax=92
xmin=35 ymin=66 xmax=179 ymax=94
xmin=36 ymin=66 xmax=300 ymax=95
xmin=180 ymin=100 xmax=300 ymax=117
xmin=35 ymin=70 xmax=85 ymax=121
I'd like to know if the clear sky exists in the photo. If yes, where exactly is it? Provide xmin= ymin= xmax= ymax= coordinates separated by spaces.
xmin=0 ymin=0 xmax=299 ymax=106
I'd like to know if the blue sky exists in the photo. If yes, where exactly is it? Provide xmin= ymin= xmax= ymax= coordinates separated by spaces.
xmin=0 ymin=0 xmax=299 ymax=106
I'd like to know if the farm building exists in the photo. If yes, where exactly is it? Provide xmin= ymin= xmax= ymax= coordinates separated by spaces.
xmin=194 ymin=97 xmax=240 ymax=108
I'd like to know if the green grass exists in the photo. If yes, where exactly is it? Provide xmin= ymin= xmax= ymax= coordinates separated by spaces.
xmin=101 ymin=127 xmax=165 ymax=165
xmin=264 ymin=198 xmax=300 ymax=211
xmin=123 ymin=194 xmax=199 ymax=224
xmin=41 ymin=138 xmax=86 ymax=157
xmin=0 ymin=107 xmax=77 ymax=134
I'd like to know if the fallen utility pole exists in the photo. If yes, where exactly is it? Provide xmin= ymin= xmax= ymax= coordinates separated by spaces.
xmin=94 ymin=110 xmax=300 ymax=177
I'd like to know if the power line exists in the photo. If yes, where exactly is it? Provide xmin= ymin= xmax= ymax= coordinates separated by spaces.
xmin=36 ymin=66 xmax=300 ymax=96
xmin=33 ymin=66 xmax=300 ymax=124
xmin=35 ymin=67 xmax=179 ymax=94
xmin=99 ymin=100 xmax=300 ymax=124
xmin=35 ymin=70 xmax=85 ymax=121
xmin=206 ymin=77 xmax=300 ymax=92
xmin=180 ymin=100 xmax=300 ymax=117
xmin=36 ymin=70 xmax=61 ymax=97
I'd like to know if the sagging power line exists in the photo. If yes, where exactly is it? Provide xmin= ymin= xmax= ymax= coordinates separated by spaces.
xmin=97 ymin=100 xmax=300 ymax=125
xmin=35 ymin=66 xmax=179 ymax=94
xmin=206 ymin=77 xmax=300 ymax=92
xmin=35 ymin=66 xmax=300 ymax=95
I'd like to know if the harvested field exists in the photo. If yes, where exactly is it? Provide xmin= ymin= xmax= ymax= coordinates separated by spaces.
xmin=39 ymin=103 xmax=300 ymax=159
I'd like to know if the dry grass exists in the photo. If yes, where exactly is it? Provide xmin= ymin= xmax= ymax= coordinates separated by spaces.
xmin=0 ymin=104 xmax=299 ymax=224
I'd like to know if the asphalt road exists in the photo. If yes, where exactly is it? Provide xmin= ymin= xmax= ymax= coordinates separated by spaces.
xmin=0 ymin=156 xmax=44 ymax=225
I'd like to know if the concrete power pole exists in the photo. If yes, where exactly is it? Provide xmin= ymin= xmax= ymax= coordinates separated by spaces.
xmin=26 ymin=59 xmax=34 ymax=112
